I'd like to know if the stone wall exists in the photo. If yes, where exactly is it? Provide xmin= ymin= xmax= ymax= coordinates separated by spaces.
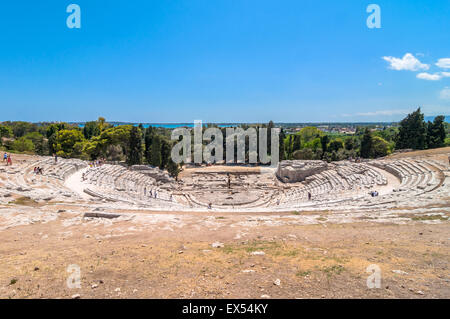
xmin=276 ymin=160 xmax=328 ymax=183
xmin=130 ymin=165 xmax=173 ymax=183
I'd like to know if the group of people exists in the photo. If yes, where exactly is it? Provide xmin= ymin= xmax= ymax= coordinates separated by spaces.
xmin=348 ymin=156 xmax=362 ymax=163
xmin=370 ymin=190 xmax=379 ymax=197
xmin=3 ymin=153 xmax=12 ymax=166
xmin=89 ymin=159 xmax=105 ymax=168
xmin=34 ymin=166 xmax=44 ymax=175
xmin=144 ymin=187 xmax=158 ymax=199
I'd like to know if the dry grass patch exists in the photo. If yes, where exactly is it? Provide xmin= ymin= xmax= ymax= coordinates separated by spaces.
xmin=8 ymin=196 xmax=40 ymax=207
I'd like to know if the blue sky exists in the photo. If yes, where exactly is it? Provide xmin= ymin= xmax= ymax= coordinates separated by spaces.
xmin=0 ymin=0 xmax=449 ymax=123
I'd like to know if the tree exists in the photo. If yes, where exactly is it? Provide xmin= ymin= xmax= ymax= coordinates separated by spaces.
xmin=54 ymin=129 xmax=85 ymax=158
xmin=83 ymin=121 xmax=101 ymax=139
xmin=320 ymin=135 xmax=329 ymax=158
xmin=396 ymin=108 xmax=426 ymax=150
xmin=150 ymin=135 xmax=162 ymax=167
xmin=297 ymin=127 xmax=323 ymax=143
xmin=304 ymin=137 xmax=321 ymax=152
xmin=160 ymin=138 xmax=171 ymax=169
xmin=293 ymin=148 xmax=315 ymax=160
xmin=328 ymin=139 xmax=344 ymax=153
xmin=126 ymin=126 xmax=143 ymax=166
xmin=267 ymin=120 xmax=274 ymax=155
xmin=46 ymin=123 xmax=68 ymax=155
xmin=426 ymin=115 xmax=446 ymax=149
xmin=144 ymin=127 xmax=154 ymax=164
xmin=360 ymin=128 xmax=373 ymax=158
xmin=292 ymin=135 xmax=301 ymax=152
xmin=0 ymin=125 xmax=13 ymax=138
xmin=5 ymin=121 xmax=38 ymax=138
xmin=12 ymin=137 xmax=35 ymax=153
xmin=167 ymin=158 xmax=180 ymax=180
xmin=23 ymin=132 xmax=48 ymax=155
xmin=371 ymin=136 xmax=390 ymax=158
xmin=279 ymin=128 xmax=286 ymax=161
xmin=344 ymin=137 xmax=356 ymax=151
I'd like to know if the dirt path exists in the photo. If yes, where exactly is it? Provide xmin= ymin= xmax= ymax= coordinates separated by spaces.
xmin=64 ymin=167 xmax=91 ymax=200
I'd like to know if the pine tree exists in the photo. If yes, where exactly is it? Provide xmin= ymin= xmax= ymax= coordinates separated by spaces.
xmin=396 ymin=108 xmax=427 ymax=150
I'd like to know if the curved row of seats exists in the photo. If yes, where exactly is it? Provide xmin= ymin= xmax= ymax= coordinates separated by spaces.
xmin=277 ymin=162 xmax=388 ymax=206
xmin=0 ymin=156 xmax=88 ymax=203
xmin=370 ymin=158 xmax=440 ymax=193
xmin=82 ymin=164 xmax=179 ymax=207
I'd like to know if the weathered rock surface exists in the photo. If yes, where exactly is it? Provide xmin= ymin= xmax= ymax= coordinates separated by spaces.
xmin=276 ymin=160 xmax=328 ymax=183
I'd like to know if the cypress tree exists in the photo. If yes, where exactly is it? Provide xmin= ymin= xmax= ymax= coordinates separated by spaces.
xmin=150 ymin=135 xmax=162 ymax=167
xmin=426 ymin=115 xmax=446 ymax=149
xmin=127 ymin=126 xmax=143 ymax=166
xmin=360 ymin=128 xmax=373 ymax=158
xmin=144 ymin=127 xmax=154 ymax=164
xmin=396 ymin=108 xmax=427 ymax=150
xmin=320 ymin=135 xmax=329 ymax=159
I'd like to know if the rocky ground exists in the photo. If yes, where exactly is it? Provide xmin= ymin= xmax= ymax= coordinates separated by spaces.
xmin=0 ymin=205 xmax=448 ymax=299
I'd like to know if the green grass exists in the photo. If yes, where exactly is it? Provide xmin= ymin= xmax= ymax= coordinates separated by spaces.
xmin=296 ymin=270 xmax=311 ymax=277
xmin=8 ymin=196 xmax=39 ymax=207
xmin=322 ymin=265 xmax=345 ymax=278
xmin=222 ymin=240 xmax=282 ymax=254
xmin=411 ymin=215 xmax=448 ymax=221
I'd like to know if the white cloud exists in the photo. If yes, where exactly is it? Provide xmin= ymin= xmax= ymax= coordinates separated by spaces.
xmin=416 ymin=72 xmax=442 ymax=81
xmin=416 ymin=71 xmax=450 ymax=81
xmin=436 ymin=58 xmax=450 ymax=69
xmin=382 ymin=53 xmax=429 ymax=71
xmin=347 ymin=109 xmax=411 ymax=117
xmin=440 ymin=87 xmax=450 ymax=100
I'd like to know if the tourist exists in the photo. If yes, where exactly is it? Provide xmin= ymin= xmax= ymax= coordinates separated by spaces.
xmin=370 ymin=191 xmax=379 ymax=197
xmin=208 ymin=202 xmax=212 ymax=209
xmin=154 ymin=191 xmax=158 ymax=199
xmin=7 ymin=155 xmax=12 ymax=166
xmin=144 ymin=187 xmax=147 ymax=196
xmin=3 ymin=153 xmax=7 ymax=162
xmin=54 ymin=154 xmax=58 ymax=163
xmin=308 ymin=192 xmax=312 ymax=200
xmin=149 ymin=190 xmax=153 ymax=197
